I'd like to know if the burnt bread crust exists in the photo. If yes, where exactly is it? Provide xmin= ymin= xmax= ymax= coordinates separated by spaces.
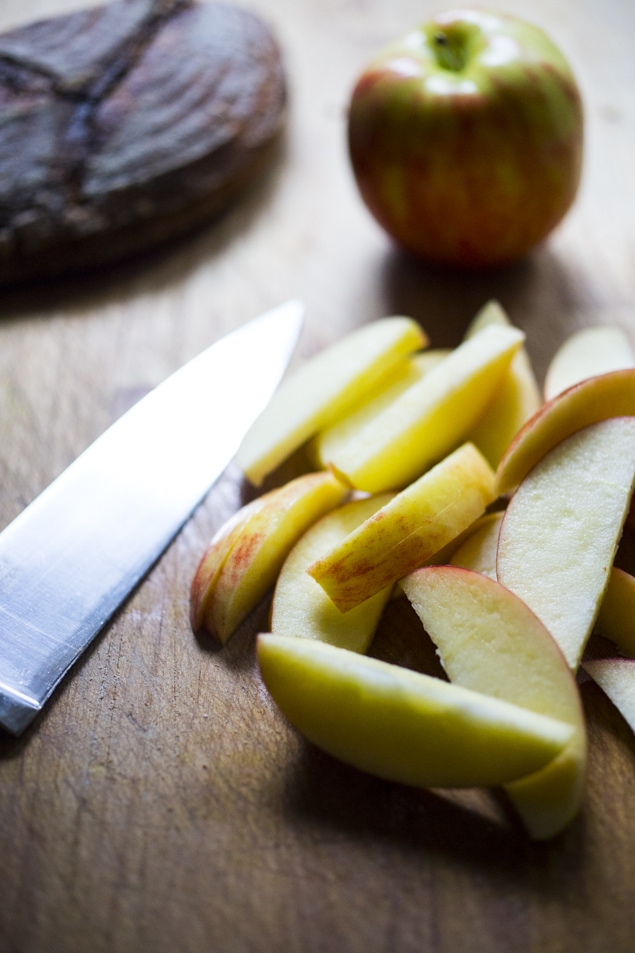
xmin=0 ymin=0 xmax=287 ymax=283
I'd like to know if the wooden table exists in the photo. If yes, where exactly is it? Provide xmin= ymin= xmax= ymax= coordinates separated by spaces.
xmin=1 ymin=1 xmax=634 ymax=951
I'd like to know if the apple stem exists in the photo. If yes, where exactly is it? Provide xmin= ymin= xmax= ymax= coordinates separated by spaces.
xmin=432 ymin=31 xmax=466 ymax=72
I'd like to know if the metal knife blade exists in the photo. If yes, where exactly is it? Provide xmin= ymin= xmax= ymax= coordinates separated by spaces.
xmin=0 ymin=300 xmax=304 ymax=735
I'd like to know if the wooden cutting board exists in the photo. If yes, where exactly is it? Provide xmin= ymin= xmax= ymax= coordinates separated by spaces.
xmin=0 ymin=1 xmax=634 ymax=952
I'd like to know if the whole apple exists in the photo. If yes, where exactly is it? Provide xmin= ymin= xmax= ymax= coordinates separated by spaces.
xmin=347 ymin=9 xmax=584 ymax=268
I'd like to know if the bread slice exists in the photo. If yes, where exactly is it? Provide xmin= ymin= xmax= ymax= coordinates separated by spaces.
xmin=0 ymin=0 xmax=286 ymax=283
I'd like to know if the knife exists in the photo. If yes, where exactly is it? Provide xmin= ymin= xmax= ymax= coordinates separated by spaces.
xmin=0 ymin=300 xmax=304 ymax=735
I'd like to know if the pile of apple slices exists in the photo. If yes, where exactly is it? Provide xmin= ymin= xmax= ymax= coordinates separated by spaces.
xmin=190 ymin=303 xmax=635 ymax=840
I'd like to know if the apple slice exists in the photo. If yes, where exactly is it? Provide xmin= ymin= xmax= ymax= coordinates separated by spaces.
xmin=463 ymin=301 xmax=541 ymax=468
xmin=544 ymin=326 xmax=635 ymax=401
xmin=497 ymin=417 xmax=635 ymax=670
xmin=595 ymin=567 xmax=635 ymax=657
xmin=388 ymin=510 xmax=500 ymax=601
xmin=257 ymin=634 xmax=573 ymax=789
xmin=190 ymin=495 xmax=277 ymax=633
xmin=307 ymin=442 xmax=495 ymax=613
xmin=584 ymin=566 xmax=635 ymax=730
xmin=449 ymin=511 xmax=504 ymax=578
xmin=496 ymin=368 xmax=635 ymax=495
xmin=312 ymin=348 xmax=451 ymax=470
xmin=313 ymin=323 xmax=524 ymax=492
xmin=191 ymin=470 xmax=349 ymax=642
xmin=582 ymin=659 xmax=635 ymax=734
xmin=235 ymin=316 xmax=426 ymax=486
xmin=271 ymin=494 xmax=395 ymax=653
xmin=463 ymin=299 xmax=511 ymax=340
xmin=400 ymin=566 xmax=586 ymax=840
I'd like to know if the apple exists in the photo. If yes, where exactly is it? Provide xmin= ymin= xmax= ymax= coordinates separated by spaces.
xmin=497 ymin=417 xmax=635 ymax=671
xmin=496 ymin=368 xmax=635 ymax=495
xmin=190 ymin=494 xmax=276 ymax=634
xmin=347 ymin=9 xmax=584 ymax=268
xmin=315 ymin=322 xmax=523 ymax=492
xmin=582 ymin=659 xmax=635 ymax=735
xmin=400 ymin=566 xmax=586 ymax=839
xmin=449 ymin=510 xmax=504 ymax=578
xmin=595 ymin=567 xmax=635 ymax=658
xmin=189 ymin=310 xmax=635 ymax=838
xmin=190 ymin=469 xmax=349 ymax=642
xmin=235 ymin=316 xmax=426 ymax=486
xmin=543 ymin=326 xmax=635 ymax=401
xmin=257 ymin=634 xmax=573 ymax=790
xmin=463 ymin=301 xmax=541 ymax=467
xmin=271 ymin=495 xmax=394 ymax=653
xmin=307 ymin=441 xmax=495 ymax=612
xmin=463 ymin=299 xmax=510 ymax=339
xmin=309 ymin=347 xmax=451 ymax=469
xmin=388 ymin=509 xmax=500 ymax=596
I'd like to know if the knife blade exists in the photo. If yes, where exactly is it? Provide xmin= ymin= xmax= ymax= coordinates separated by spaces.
xmin=0 ymin=300 xmax=304 ymax=735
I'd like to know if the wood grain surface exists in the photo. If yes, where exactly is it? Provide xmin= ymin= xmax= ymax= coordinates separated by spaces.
xmin=0 ymin=1 xmax=634 ymax=952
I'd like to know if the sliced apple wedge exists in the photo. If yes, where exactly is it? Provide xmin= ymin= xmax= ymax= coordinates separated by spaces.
xmin=463 ymin=301 xmax=541 ymax=469
xmin=468 ymin=362 xmax=542 ymax=470
xmin=190 ymin=495 xmax=276 ymax=633
xmin=544 ymin=326 xmax=635 ymax=401
xmin=449 ymin=511 xmax=504 ymax=578
xmin=388 ymin=511 xmax=499 ymax=597
xmin=271 ymin=495 xmax=394 ymax=653
xmin=497 ymin=417 xmax=635 ymax=671
xmin=400 ymin=566 xmax=586 ymax=840
xmin=313 ymin=323 xmax=524 ymax=492
xmin=594 ymin=567 xmax=635 ymax=657
xmin=463 ymin=299 xmax=511 ymax=339
xmin=235 ymin=316 xmax=426 ymax=486
xmin=307 ymin=442 xmax=495 ymax=613
xmin=312 ymin=348 xmax=450 ymax=471
xmin=257 ymin=634 xmax=573 ymax=790
xmin=582 ymin=659 xmax=635 ymax=734
xmin=191 ymin=470 xmax=349 ymax=642
xmin=496 ymin=368 xmax=635 ymax=495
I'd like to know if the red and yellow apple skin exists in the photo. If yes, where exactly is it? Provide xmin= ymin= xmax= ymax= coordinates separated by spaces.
xmin=496 ymin=369 xmax=635 ymax=495
xmin=190 ymin=470 xmax=349 ymax=643
xmin=307 ymin=442 xmax=495 ymax=613
xmin=190 ymin=496 xmax=268 ymax=634
xmin=348 ymin=9 xmax=583 ymax=269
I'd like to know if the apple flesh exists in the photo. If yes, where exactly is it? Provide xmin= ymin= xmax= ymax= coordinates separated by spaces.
xmin=348 ymin=9 xmax=583 ymax=268
xmin=582 ymin=659 xmax=635 ymax=735
xmin=257 ymin=634 xmax=573 ymax=790
xmin=315 ymin=323 xmax=523 ymax=492
xmin=400 ymin=566 xmax=586 ymax=839
xmin=307 ymin=442 xmax=495 ymax=613
xmin=544 ymin=326 xmax=635 ymax=401
xmin=191 ymin=470 xmax=349 ymax=643
xmin=235 ymin=316 xmax=426 ymax=486
xmin=595 ymin=567 xmax=635 ymax=658
xmin=310 ymin=348 xmax=451 ymax=470
xmin=496 ymin=368 xmax=635 ymax=495
xmin=449 ymin=510 xmax=504 ymax=578
xmin=463 ymin=301 xmax=541 ymax=468
xmin=497 ymin=417 xmax=635 ymax=671
xmin=271 ymin=495 xmax=395 ymax=654
xmin=190 ymin=495 xmax=270 ymax=633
